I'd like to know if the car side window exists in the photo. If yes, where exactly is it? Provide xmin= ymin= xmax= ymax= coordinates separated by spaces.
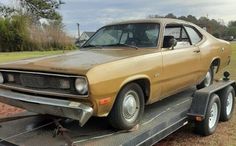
xmin=164 ymin=27 xmax=181 ymax=38
xmin=184 ymin=26 xmax=202 ymax=45
xmin=164 ymin=25 xmax=191 ymax=49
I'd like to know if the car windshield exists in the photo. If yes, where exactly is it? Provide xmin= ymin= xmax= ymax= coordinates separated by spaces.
xmin=83 ymin=23 xmax=160 ymax=48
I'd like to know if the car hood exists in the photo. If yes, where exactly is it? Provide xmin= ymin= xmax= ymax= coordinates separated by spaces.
xmin=0 ymin=48 xmax=158 ymax=75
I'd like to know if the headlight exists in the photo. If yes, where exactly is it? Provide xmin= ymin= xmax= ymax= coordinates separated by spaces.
xmin=75 ymin=78 xmax=88 ymax=95
xmin=0 ymin=72 xmax=4 ymax=84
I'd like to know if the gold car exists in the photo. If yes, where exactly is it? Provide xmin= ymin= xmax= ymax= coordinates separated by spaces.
xmin=0 ymin=18 xmax=231 ymax=130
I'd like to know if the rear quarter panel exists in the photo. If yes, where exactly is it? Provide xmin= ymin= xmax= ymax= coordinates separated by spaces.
xmin=197 ymin=31 xmax=231 ymax=83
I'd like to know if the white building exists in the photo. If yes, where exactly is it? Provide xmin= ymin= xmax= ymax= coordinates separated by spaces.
xmin=76 ymin=32 xmax=95 ymax=46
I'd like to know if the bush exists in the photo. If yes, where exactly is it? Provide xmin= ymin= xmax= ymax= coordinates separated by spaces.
xmin=0 ymin=15 xmax=75 ymax=52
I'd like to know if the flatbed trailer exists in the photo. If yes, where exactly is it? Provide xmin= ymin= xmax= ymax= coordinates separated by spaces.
xmin=0 ymin=80 xmax=235 ymax=146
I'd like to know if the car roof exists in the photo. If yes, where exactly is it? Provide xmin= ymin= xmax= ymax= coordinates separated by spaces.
xmin=105 ymin=18 xmax=192 ymax=26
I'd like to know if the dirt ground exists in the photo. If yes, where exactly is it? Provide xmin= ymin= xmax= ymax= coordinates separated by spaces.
xmin=0 ymin=103 xmax=23 ymax=117
xmin=157 ymin=108 xmax=236 ymax=146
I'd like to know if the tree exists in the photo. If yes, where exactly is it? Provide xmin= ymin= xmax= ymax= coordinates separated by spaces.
xmin=0 ymin=0 xmax=64 ymax=23
xmin=147 ymin=13 xmax=230 ymax=38
xmin=228 ymin=21 xmax=236 ymax=27
xmin=148 ymin=14 xmax=163 ymax=18
xmin=0 ymin=15 xmax=29 ymax=52
xmin=0 ymin=0 xmax=74 ymax=52
xmin=178 ymin=16 xmax=187 ymax=21
xmin=0 ymin=5 xmax=18 ymax=18
xmin=165 ymin=13 xmax=177 ymax=19
xmin=226 ymin=27 xmax=236 ymax=37
xmin=19 ymin=0 xmax=62 ymax=22
xmin=226 ymin=21 xmax=236 ymax=37
xmin=186 ymin=15 xmax=198 ymax=24
xmin=178 ymin=15 xmax=198 ymax=25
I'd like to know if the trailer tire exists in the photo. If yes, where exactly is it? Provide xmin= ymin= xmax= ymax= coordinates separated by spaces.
xmin=108 ymin=83 xmax=144 ymax=130
xmin=219 ymin=86 xmax=235 ymax=122
xmin=194 ymin=94 xmax=221 ymax=136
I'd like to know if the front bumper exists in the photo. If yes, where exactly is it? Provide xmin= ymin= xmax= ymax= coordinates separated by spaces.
xmin=0 ymin=88 xmax=93 ymax=126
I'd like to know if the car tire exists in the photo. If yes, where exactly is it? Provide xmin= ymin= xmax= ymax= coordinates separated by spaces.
xmin=219 ymin=86 xmax=235 ymax=122
xmin=197 ymin=66 xmax=214 ymax=89
xmin=108 ymin=83 xmax=145 ymax=130
xmin=194 ymin=94 xmax=221 ymax=136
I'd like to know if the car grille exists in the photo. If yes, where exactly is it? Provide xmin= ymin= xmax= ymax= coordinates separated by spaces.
xmin=20 ymin=74 xmax=50 ymax=88
xmin=0 ymin=70 xmax=85 ymax=98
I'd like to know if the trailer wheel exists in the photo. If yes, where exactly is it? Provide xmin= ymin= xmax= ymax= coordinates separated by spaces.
xmin=108 ymin=83 xmax=144 ymax=130
xmin=197 ymin=66 xmax=214 ymax=89
xmin=219 ymin=86 xmax=235 ymax=122
xmin=195 ymin=94 xmax=221 ymax=136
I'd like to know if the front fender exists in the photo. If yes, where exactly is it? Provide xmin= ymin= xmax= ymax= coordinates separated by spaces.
xmin=119 ymin=74 xmax=151 ymax=91
xmin=87 ymin=71 xmax=151 ymax=117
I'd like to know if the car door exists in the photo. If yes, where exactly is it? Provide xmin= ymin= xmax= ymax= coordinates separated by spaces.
xmin=160 ymin=24 xmax=201 ymax=98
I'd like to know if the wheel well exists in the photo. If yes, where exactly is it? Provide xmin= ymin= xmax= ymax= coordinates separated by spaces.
xmin=132 ymin=79 xmax=150 ymax=103
xmin=212 ymin=58 xmax=220 ymax=73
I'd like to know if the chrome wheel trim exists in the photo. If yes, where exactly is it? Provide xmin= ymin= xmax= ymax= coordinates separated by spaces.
xmin=204 ymin=71 xmax=212 ymax=87
xmin=209 ymin=102 xmax=218 ymax=129
xmin=122 ymin=90 xmax=140 ymax=123
xmin=226 ymin=92 xmax=233 ymax=116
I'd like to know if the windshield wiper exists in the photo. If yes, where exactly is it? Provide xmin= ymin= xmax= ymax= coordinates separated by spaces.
xmin=106 ymin=43 xmax=139 ymax=49
xmin=82 ymin=44 xmax=103 ymax=49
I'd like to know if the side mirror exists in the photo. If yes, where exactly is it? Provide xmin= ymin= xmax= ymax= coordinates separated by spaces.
xmin=163 ymin=36 xmax=177 ymax=49
xmin=169 ymin=38 xmax=177 ymax=49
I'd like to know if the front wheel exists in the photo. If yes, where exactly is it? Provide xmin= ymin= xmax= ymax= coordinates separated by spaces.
xmin=108 ymin=83 xmax=145 ymax=130
xmin=197 ymin=66 xmax=214 ymax=89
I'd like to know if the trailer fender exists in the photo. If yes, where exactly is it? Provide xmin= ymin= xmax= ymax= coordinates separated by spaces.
xmin=188 ymin=80 xmax=236 ymax=121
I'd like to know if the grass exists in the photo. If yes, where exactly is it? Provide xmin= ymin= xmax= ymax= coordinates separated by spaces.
xmin=215 ymin=43 xmax=236 ymax=80
xmin=0 ymin=50 xmax=67 ymax=63
xmin=224 ymin=43 xmax=236 ymax=79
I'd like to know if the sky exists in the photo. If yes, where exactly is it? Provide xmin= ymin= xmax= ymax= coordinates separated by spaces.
xmin=1 ymin=0 xmax=236 ymax=37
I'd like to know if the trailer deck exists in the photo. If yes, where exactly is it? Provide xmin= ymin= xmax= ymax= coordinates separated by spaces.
xmin=0 ymin=88 xmax=194 ymax=146
xmin=0 ymin=79 xmax=235 ymax=146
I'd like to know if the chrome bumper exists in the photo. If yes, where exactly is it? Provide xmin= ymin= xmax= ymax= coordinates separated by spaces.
xmin=0 ymin=88 xmax=93 ymax=126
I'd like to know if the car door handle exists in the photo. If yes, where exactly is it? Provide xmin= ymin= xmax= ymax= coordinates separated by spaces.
xmin=193 ymin=50 xmax=200 ymax=53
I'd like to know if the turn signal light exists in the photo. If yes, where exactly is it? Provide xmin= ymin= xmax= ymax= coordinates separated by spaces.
xmin=99 ymin=97 xmax=111 ymax=105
